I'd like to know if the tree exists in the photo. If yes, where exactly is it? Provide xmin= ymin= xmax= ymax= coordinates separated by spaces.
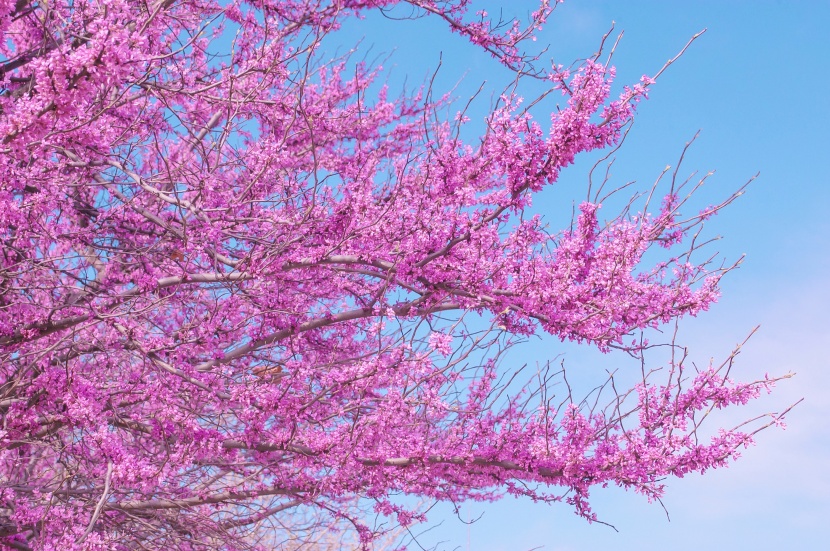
xmin=0 ymin=0 xmax=790 ymax=549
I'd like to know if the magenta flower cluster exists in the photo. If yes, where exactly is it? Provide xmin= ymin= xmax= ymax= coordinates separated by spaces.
xmin=0 ymin=1 xmax=783 ymax=549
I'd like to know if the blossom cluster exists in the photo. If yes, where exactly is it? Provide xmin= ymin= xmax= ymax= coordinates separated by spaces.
xmin=0 ymin=1 xmax=781 ymax=549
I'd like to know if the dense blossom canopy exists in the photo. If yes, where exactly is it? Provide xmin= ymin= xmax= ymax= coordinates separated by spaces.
xmin=0 ymin=0 xmax=785 ymax=549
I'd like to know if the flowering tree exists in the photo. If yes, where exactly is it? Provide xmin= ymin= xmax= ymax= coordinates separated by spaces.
xmin=0 ymin=0 xmax=789 ymax=549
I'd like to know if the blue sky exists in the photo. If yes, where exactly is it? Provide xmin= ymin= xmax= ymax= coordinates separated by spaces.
xmin=330 ymin=1 xmax=830 ymax=549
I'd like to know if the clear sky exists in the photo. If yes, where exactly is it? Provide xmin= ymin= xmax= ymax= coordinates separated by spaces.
xmin=331 ymin=2 xmax=830 ymax=549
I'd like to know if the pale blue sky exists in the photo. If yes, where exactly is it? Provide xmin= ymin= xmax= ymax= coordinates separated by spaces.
xmin=328 ymin=2 xmax=830 ymax=549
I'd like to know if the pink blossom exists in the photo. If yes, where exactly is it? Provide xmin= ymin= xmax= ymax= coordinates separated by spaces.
xmin=0 ymin=1 xmax=785 ymax=548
